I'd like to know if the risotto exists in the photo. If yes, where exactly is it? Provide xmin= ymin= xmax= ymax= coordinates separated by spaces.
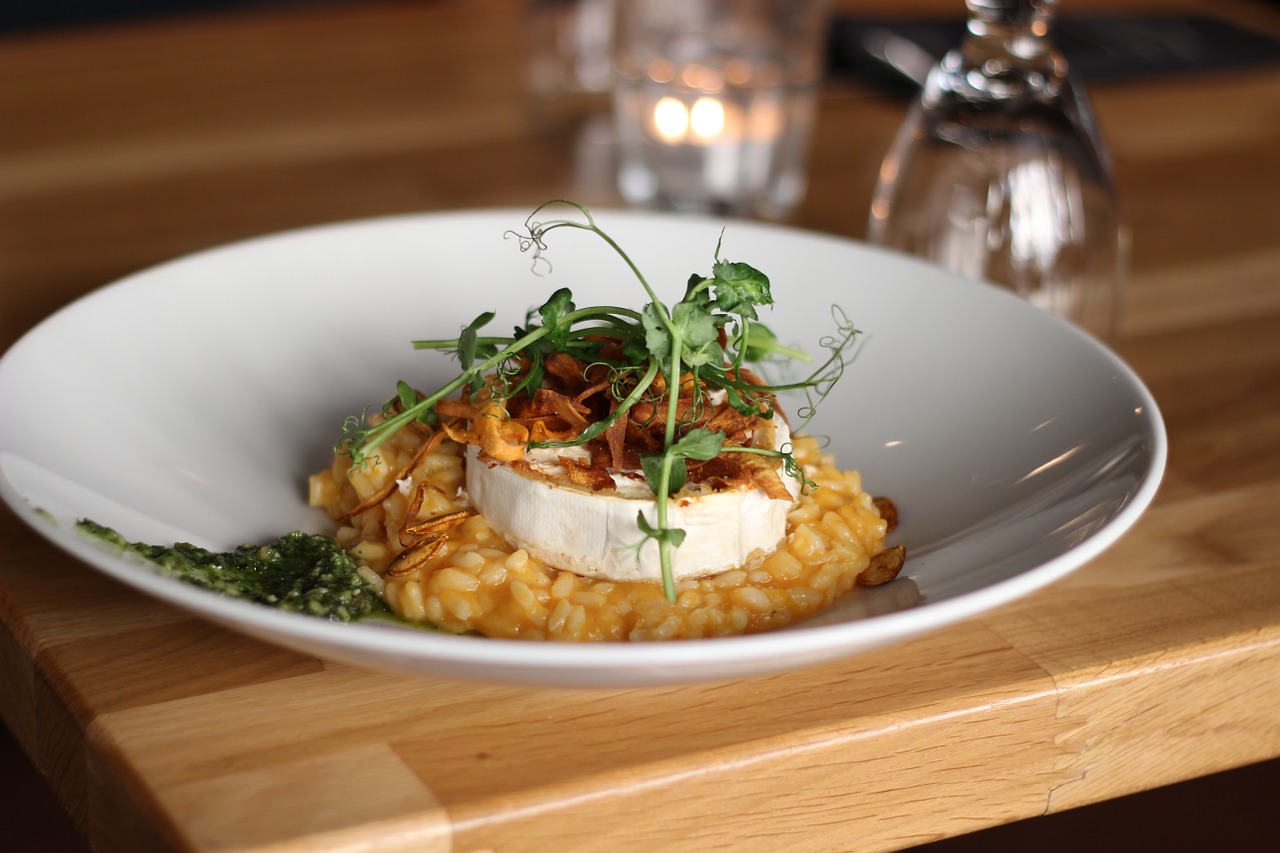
xmin=310 ymin=424 xmax=890 ymax=641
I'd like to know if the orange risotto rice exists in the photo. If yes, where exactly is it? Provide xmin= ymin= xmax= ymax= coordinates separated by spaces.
xmin=309 ymin=426 xmax=888 ymax=641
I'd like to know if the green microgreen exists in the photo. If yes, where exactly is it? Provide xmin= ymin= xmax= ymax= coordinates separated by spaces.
xmin=339 ymin=199 xmax=860 ymax=601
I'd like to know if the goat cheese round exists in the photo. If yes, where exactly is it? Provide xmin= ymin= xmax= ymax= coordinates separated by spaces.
xmin=464 ymin=419 xmax=801 ymax=583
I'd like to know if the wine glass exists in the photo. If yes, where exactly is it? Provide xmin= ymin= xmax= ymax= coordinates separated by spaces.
xmin=867 ymin=0 xmax=1122 ymax=336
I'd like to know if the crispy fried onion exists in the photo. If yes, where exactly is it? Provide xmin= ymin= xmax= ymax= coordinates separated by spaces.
xmin=341 ymin=421 xmax=449 ymax=520
xmin=872 ymin=497 xmax=899 ymax=533
xmin=339 ymin=405 xmax=479 ymax=574
xmin=386 ymin=533 xmax=447 ymax=577
xmin=852 ymin=500 xmax=904 ymax=586
xmin=439 ymin=397 xmax=529 ymax=462
xmin=387 ymin=490 xmax=477 ymax=577
xmin=857 ymin=544 xmax=906 ymax=587
xmin=433 ymin=356 xmax=791 ymax=497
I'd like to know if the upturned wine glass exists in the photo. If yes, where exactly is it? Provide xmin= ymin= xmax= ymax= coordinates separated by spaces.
xmin=867 ymin=0 xmax=1122 ymax=336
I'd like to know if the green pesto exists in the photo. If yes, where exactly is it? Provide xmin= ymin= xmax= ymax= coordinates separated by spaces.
xmin=76 ymin=520 xmax=390 ymax=622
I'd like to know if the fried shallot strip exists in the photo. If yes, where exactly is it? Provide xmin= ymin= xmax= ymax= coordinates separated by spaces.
xmin=403 ymin=509 xmax=475 ymax=538
xmin=386 ymin=535 xmax=447 ymax=577
xmin=872 ymin=497 xmax=899 ymax=532
xmin=341 ymin=426 xmax=449 ymax=520
xmin=443 ymin=397 xmax=529 ymax=462
xmin=857 ymin=544 xmax=906 ymax=587
xmin=396 ymin=482 xmax=463 ymax=546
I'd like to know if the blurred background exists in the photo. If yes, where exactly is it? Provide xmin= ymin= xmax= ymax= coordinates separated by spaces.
xmin=5 ymin=0 xmax=1280 ymax=342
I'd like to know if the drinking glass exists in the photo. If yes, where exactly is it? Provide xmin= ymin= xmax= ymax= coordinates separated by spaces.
xmin=612 ymin=0 xmax=830 ymax=220
xmin=867 ymin=0 xmax=1122 ymax=336
xmin=528 ymin=0 xmax=617 ymax=132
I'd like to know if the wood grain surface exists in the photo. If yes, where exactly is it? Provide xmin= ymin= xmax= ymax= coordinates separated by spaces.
xmin=2 ymin=1 xmax=1279 ymax=851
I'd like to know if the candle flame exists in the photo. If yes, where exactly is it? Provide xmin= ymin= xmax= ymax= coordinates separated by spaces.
xmin=690 ymin=97 xmax=726 ymax=141
xmin=653 ymin=96 xmax=689 ymax=142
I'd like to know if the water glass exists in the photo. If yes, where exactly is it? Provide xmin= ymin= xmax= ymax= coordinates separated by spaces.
xmin=528 ymin=0 xmax=617 ymax=131
xmin=612 ymin=0 xmax=830 ymax=220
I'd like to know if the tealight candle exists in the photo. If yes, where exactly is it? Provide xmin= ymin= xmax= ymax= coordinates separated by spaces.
xmin=611 ymin=0 xmax=829 ymax=219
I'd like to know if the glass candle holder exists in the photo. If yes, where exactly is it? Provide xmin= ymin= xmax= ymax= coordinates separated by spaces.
xmin=612 ymin=0 xmax=830 ymax=220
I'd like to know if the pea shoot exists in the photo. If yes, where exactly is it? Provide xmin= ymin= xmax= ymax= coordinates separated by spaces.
xmin=341 ymin=200 xmax=860 ymax=601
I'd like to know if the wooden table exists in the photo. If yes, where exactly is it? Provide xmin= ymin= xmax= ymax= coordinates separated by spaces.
xmin=2 ymin=1 xmax=1278 ymax=850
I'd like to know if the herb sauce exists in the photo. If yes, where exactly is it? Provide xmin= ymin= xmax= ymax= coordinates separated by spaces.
xmin=77 ymin=521 xmax=389 ymax=622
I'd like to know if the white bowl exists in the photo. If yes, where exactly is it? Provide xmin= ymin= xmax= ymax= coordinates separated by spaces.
xmin=0 ymin=209 xmax=1165 ymax=686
